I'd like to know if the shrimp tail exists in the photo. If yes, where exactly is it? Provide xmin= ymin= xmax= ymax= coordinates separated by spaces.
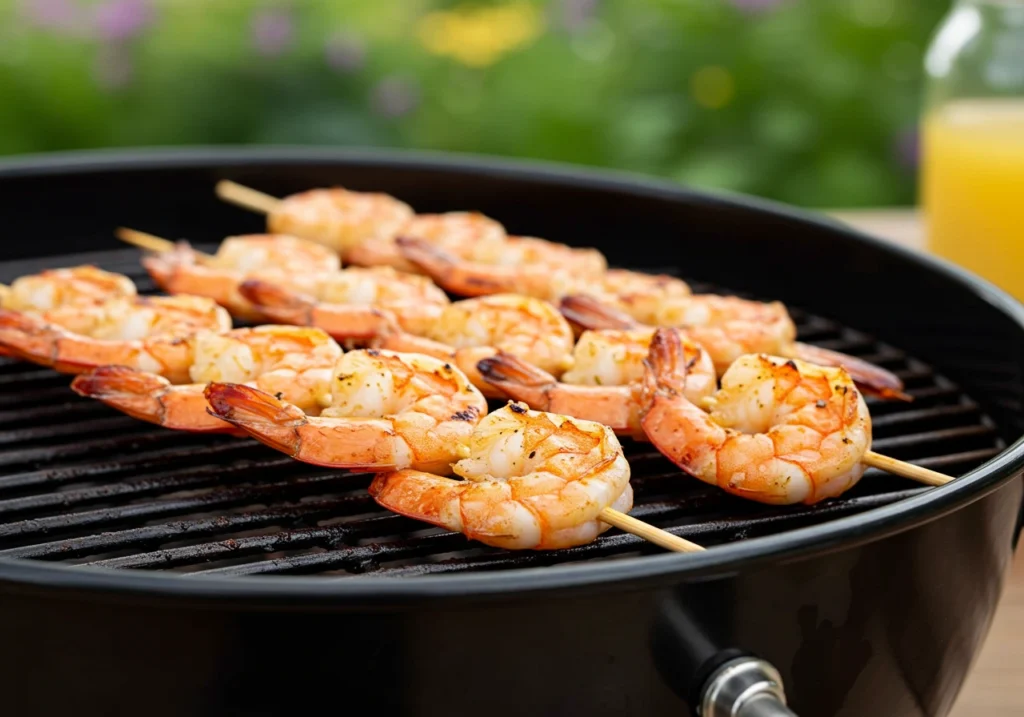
xmin=71 ymin=366 xmax=168 ymax=420
xmin=643 ymin=328 xmax=691 ymax=395
xmin=0 ymin=309 xmax=59 ymax=367
xmin=71 ymin=366 xmax=239 ymax=433
xmin=204 ymin=382 xmax=306 ymax=455
xmin=789 ymin=341 xmax=911 ymax=401
xmin=395 ymin=238 xmax=500 ymax=293
xmin=477 ymin=351 xmax=559 ymax=409
xmin=396 ymin=237 xmax=523 ymax=297
xmin=368 ymin=470 xmax=453 ymax=527
xmin=141 ymin=242 xmax=193 ymax=285
xmin=559 ymin=295 xmax=636 ymax=331
xmin=238 ymin=279 xmax=315 ymax=324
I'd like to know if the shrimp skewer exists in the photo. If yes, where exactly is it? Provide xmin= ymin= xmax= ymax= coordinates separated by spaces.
xmin=240 ymin=182 xmax=509 ymax=273
xmin=121 ymin=228 xmax=451 ymax=333
xmin=477 ymin=327 xmax=715 ymax=438
xmin=71 ymin=326 xmax=342 ymax=433
xmin=131 ymin=230 xmax=341 ymax=321
xmin=216 ymin=180 xmax=610 ymax=277
xmin=0 ymin=295 xmax=231 ymax=382
xmin=369 ymin=401 xmax=634 ymax=550
xmin=205 ymin=348 xmax=488 ymax=474
xmin=640 ymin=328 xmax=872 ymax=505
xmin=561 ymin=294 xmax=908 ymax=400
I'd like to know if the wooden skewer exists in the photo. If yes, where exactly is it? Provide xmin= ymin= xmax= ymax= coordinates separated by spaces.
xmin=604 ymin=450 xmax=953 ymax=554
xmin=601 ymin=508 xmax=704 ymax=552
xmin=863 ymin=450 xmax=952 ymax=486
xmin=215 ymin=180 xmax=281 ymax=215
xmin=115 ymin=228 xmax=215 ymax=262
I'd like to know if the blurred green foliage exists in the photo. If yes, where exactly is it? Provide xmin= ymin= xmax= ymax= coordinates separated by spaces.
xmin=0 ymin=0 xmax=947 ymax=207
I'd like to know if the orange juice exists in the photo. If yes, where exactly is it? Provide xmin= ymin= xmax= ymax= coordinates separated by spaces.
xmin=922 ymin=99 xmax=1024 ymax=300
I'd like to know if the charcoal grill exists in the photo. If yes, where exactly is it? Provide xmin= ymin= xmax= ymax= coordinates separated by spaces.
xmin=0 ymin=148 xmax=1021 ymax=717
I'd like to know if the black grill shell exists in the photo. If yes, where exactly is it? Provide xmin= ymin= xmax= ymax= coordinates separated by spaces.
xmin=0 ymin=149 xmax=1021 ymax=717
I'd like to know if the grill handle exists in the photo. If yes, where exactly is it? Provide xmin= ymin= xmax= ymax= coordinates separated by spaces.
xmin=650 ymin=596 xmax=800 ymax=716
xmin=700 ymin=657 xmax=797 ymax=717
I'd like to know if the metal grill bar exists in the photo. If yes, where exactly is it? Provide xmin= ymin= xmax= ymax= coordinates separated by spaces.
xmin=0 ymin=456 xmax=300 ymax=520
xmin=0 ymin=498 xmax=359 ymax=560
xmin=0 ymin=249 xmax=1007 ymax=578
xmin=0 ymin=472 xmax=363 ymax=544
xmin=0 ymin=441 xmax=258 ymax=495
xmin=0 ymin=430 xmax=190 ymax=470
xmin=199 ymin=488 xmax=930 ymax=578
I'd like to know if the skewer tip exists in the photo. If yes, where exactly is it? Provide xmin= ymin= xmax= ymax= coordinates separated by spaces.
xmin=599 ymin=508 xmax=705 ymax=553
xmin=863 ymin=450 xmax=953 ymax=487
xmin=214 ymin=179 xmax=281 ymax=214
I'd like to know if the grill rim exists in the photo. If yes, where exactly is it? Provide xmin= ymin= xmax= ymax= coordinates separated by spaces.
xmin=0 ymin=146 xmax=1021 ymax=605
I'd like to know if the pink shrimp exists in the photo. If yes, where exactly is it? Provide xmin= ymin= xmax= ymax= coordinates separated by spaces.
xmin=639 ymin=328 xmax=871 ymax=505
xmin=205 ymin=348 xmax=487 ymax=474
xmin=369 ymin=401 xmax=633 ymax=550
xmin=266 ymin=187 xmax=415 ymax=255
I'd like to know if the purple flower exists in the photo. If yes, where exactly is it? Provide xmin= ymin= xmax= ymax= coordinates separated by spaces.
xmin=94 ymin=44 xmax=133 ymax=89
xmin=325 ymin=31 xmax=366 ymax=73
xmin=18 ymin=0 xmax=87 ymax=35
xmin=730 ymin=0 xmax=783 ymax=13
xmin=93 ymin=0 xmax=154 ymax=41
xmin=370 ymin=76 xmax=419 ymax=118
xmin=894 ymin=127 xmax=919 ymax=171
xmin=558 ymin=0 xmax=599 ymax=31
xmin=252 ymin=8 xmax=294 ymax=57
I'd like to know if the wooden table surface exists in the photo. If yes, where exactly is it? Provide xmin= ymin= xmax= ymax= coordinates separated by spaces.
xmin=832 ymin=209 xmax=1023 ymax=717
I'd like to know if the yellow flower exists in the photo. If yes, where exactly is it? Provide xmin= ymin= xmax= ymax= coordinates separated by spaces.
xmin=691 ymin=66 xmax=735 ymax=110
xmin=417 ymin=2 xmax=543 ymax=67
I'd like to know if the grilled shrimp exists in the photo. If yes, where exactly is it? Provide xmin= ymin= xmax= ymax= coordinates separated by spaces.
xmin=266 ymin=187 xmax=415 ymax=254
xmin=143 ymin=234 xmax=340 ymax=320
xmin=380 ymin=294 xmax=577 ymax=396
xmin=71 ymin=326 xmax=341 ymax=432
xmin=0 ymin=265 xmax=137 ymax=312
xmin=346 ymin=211 xmax=508 ymax=273
xmin=395 ymin=237 xmax=609 ymax=299
xmin=560 ymin=294 xmax=906 ymax=399
xmin=0 ymin=295 xmax=231 ymax=382
xmin=640 ymin=328 xmax=871 ymax=505
xmin=369 ymin=401 xmax=633 ymax=550
xmin=477 ymin=327 xmax=715 ymax=438
xmin=205 ymin=348 xmax=487 ymax=473
xmin=238 ymin=264 xmax=450 ymax=337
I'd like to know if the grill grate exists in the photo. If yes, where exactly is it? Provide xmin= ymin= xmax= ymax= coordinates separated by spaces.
xmin=0 ymin=249 xmax=1005 ymax=577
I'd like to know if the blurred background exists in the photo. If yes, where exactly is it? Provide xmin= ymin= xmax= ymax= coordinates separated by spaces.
xmin=0 ymin=0 xmax=946 ymax=208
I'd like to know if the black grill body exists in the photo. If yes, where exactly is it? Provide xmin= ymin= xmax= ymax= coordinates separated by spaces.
xmin=0 ymin=149 xmax=1021 ymax=717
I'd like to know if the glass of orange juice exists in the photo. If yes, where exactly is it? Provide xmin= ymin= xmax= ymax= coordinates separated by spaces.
xmin=921 ymin=0 xmax=1024 ymax=300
